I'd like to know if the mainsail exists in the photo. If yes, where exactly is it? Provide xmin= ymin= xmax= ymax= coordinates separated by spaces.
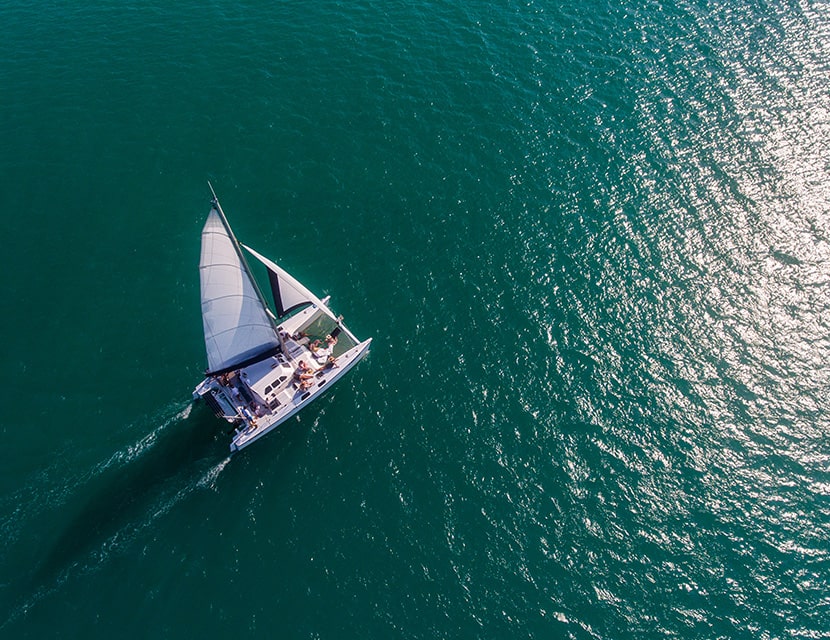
xmin=200 ymin=209 xmax=279 ymax=374
xmin=242 ymin=244 xmax=335 ymax=321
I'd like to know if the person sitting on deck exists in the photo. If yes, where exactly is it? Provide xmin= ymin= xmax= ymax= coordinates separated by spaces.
xmin=294 ymin=360 xmax=316 ymax=390
xmin=313 ymin=347 xmax=331 ymax=364
xmin=295 ymin=360 xmax=314 ymax=380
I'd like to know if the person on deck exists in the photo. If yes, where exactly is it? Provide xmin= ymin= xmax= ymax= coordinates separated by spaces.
xmin=295 ymin=360 xmax=314 ymax=381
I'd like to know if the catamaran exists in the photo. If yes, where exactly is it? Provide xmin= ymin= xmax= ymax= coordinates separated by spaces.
xmin=192 ymin=184 xmax=371 ymax=452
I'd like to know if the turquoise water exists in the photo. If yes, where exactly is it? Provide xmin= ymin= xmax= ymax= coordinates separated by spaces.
xmin=2 ymin=0 xmax=829 ymax=637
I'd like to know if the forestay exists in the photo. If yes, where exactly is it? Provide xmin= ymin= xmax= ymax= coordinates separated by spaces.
xmin=200 ymin=209 xmax=279 ymax=373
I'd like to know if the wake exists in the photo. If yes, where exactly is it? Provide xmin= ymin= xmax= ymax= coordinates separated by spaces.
xmin=0 ymin=401 xmax=192 ymax=548
xmin=0 ymin=400 xmax=229 ymax=629
xmin=92 ymin=402 xmax=194 ymax=475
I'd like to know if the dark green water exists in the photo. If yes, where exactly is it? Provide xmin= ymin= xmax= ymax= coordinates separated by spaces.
xmin=2 ymin=0 xmax=829 ymax=637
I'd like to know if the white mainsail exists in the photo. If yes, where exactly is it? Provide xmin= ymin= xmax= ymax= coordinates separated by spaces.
xmin=242 ymin=244 xmax=336 ymax=321
xmin=200 ymin=209 xmax=279 ymax=373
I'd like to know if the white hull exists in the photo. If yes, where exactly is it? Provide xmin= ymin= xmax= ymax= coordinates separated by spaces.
xmin=195 ymin=338 xmax=370 ymax=452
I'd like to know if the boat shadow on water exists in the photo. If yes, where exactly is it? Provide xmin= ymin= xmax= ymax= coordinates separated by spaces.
xmin=22 ymin=403 xmax=229 ymax=608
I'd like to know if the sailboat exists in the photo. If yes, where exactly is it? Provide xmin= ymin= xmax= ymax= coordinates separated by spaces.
xmin=192 ymin=184 xmax=372 ymax=452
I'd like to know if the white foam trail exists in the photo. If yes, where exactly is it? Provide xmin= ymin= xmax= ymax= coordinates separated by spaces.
xmin=92 ymin=400 xmax=194 ymax=475
xmin=198 ymin=456 xmax=231 ymax=491
xmin=178 ymin=403 xmax=193 ymax=420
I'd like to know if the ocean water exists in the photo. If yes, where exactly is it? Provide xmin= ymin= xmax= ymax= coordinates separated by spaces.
xmin=1 ymin=0 xmax=829 ymax=637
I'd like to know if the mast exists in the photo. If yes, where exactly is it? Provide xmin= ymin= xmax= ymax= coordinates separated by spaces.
xmin=207 ymin=181 xmax=279 ymax=332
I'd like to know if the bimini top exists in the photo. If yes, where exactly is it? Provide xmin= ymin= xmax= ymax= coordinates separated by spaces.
xmin=199 ymin=208 xmax=279 ymax=374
